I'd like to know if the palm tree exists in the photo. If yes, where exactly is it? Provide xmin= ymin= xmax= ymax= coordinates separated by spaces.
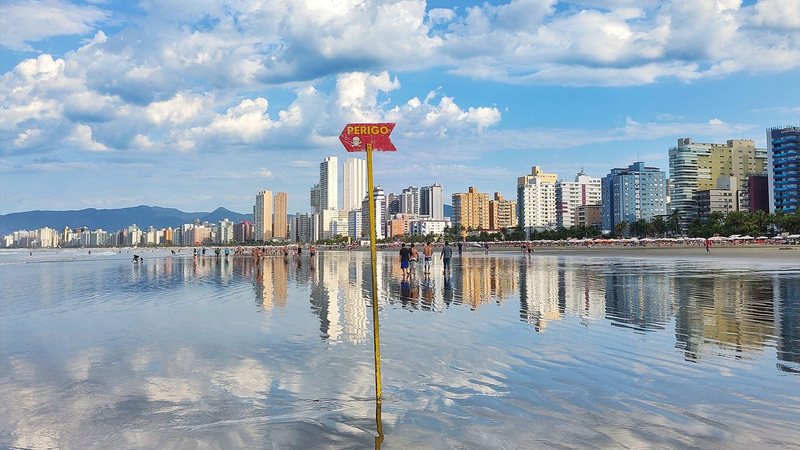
xmin=615 ymin=221 xmax=629 ymax=238
xmin=651 ymin=217 xmax=667 ymax=237
xmin=667 ymin=210 xmax=682 ymax=236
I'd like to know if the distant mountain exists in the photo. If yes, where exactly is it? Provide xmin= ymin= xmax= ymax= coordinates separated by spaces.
xmin=0 ymin=205 xmax=252 ymax=235
xmin=444 ymin=204 xmax=453 ymax=219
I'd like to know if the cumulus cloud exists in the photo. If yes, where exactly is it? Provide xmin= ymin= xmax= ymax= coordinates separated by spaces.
xmin=436 ymin=0 xmax=800 ymax=85
xmin=387 ymin=94 xmax=501 ymax=136
xmin=0 ymin=0 xmax=109 ymax=51
xmin=753 ymin=0 xmax=800 ymax=29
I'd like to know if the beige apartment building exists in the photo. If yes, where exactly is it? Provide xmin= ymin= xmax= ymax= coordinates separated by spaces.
xmin=452 ymin=186 xmax=490 ymax=231
xmin=273 ymin=192 xmax=287 ymax=239
xmin=254 ymin=190 xmax=273 ymax=242
xmin=489 ymin=192 xmax=517 ymax=230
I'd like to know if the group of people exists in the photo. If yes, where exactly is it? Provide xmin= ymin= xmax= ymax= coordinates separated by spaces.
xmin=398 ymin=241 xmax=455 ymax=279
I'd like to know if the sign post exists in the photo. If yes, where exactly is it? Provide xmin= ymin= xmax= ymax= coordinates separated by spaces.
xmin=339 ymin=123 xmax=396 ymax=406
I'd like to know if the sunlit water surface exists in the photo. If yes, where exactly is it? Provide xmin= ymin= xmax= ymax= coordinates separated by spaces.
xmin=1 ymin=249 xmax=799 ymax=449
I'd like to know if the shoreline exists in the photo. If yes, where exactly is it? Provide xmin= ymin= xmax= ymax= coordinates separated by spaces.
xmin=332 ymin=244 xmax=800 ymax=262
xmin=5 ymin=244 xmax=798 ymax=262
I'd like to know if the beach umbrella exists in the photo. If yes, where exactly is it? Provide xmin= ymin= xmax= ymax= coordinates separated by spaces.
xmin=756 ymin=236 xmax=769 ymax=240
xmin=740 ymin=235 xmax=754 ymax=240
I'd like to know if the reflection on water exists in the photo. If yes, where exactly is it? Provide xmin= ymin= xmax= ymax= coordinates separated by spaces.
xmin=1 ymin=250 xmax=799 ymax=448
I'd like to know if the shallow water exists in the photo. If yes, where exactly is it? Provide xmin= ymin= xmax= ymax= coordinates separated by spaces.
xmin=1 ymin=249 xmax=799 ymax=448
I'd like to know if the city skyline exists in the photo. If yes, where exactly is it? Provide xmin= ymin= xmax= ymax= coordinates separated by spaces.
xmin=1 ymin=1 xmax=799 ymax=215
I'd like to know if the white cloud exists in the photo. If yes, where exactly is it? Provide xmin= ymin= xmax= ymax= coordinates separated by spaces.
xmin=146 ymin=92 xmax=211 ymax=126
xmin=0 ymin=0 xmax=109 ymax=51
xmin=436 ymin=0 xmax=800 ymax=85
xmin=335 ymin=71 xmax=401 ymax=121
xmin=753 ymin=0 xmax=800 ymax=29
xmin=67 ymin=124 xmax=109 ymax=152
xmin=387 ymin=94 xmax=501 ymax=136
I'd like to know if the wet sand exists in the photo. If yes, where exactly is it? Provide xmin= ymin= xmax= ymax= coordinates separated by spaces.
xmin=365 ymin=245 xmax=800 ymax=263
xmin=526 ymin=245 xmax=800 ymax=262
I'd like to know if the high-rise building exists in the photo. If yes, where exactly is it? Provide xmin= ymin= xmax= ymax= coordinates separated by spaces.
xmin=669 ymin=138 xmax=767 ymax=229
xmin=556 ymin=171 xmax=601 ymax=228
xmin=234 ymin=220 xmax=254 ymax=243
xmin=601 ymin=162 xmax=667 ymax=232
xmin=343 ymin=157 xmax=367 ymax=211
xmin=517 ymin=166 xmax=557 ymax=230
xmin=348 ymin=210 xmax=363 ymax=239
xmin=361 ymin=186 xmax=386 ymax=239
xmin=310 ymin=183 xmax=321 ymax=213
xmin=748 ymin=175 xmax=770 ymax=213
xmin=452 ymin=186 xmax=490 ymax=231
xmin=400 ymin=186 xmax=420 ymax=214
xmin=420 ymin=183 xmax=444 ymax=220
xmin=489 ymin=192 xmax=517 ymax=230
xmin=318 ymin=209 xmax=345 ymax=240
xmin=254 ymin=190 xmax=273 ymax=242
xmin=293 ymin=213 xmax=313 ymax=243
xmin=384 ymin=192 xmax=400 ymax=237
xmin=218 ymin=218 xmax=234 ymax=244
xmin=767 ymin=126 xmax=800 ymax=213
xmin=320 ymin=156 xmax=338 ymax=210
xmin=273 ymin=192 xmax=287 ymax=239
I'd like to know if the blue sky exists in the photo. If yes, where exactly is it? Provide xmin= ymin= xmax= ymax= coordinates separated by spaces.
xmin=1 ymin=0 xmax=799 ymax=215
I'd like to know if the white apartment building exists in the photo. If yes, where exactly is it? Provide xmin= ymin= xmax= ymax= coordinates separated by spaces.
xmin=218 ymin=218 xmax=234 ymax=244
xmin=400 ymin=186 xmax=420 ymax=214
xmin=343 ymin=157 xmax=367 ymax=211
xmin=517 ymin=166 xmax=557 ymax=229
xmin=361 ymin=186 xmax=386 ymax=239
xmin=409 ymin=218 xmax=450 ymax=236
xmin=555 ymin=171 xmax=601 ymax=228
xmin=320 ymin=156 xmax=338 ymax=210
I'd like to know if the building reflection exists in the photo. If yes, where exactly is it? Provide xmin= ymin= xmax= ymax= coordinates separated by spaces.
xmin=673 ymin=274 xmax=779 ymax=362
xmin=519 ymin=258 xmax=561 ymax=332
xmin=774 ymin=276 xmax=800 ymax=373
xmin=134 ymin=252 xmax=799 ymax=373
xmin=603 ymin=263 xmax=671 ymax=332
xmin=308 ymin=252 xmax=371 ymax=343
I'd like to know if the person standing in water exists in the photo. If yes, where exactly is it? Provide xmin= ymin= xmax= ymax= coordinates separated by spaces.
xmin=409 ymin=243 xmax=419 ymax=278
xmin=422 ymin=241 xmax=433 ymax=274
xmin=399 ymin=243 xmax=411 ymax=279
xmin=441 ymin=241 xmax=453 ymax=274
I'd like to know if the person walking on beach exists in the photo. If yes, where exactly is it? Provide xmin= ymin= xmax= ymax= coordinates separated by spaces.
xmin=457 ymin=241 xmax=463 ymax=257
xmin=423 ymin=242 xmax=433 ymax=274
xmin=705 ymin=238 xmax=712 ymax=253
xmin=399 ymin=243 xmax=411 ymax=279
xmin=409 ymin=243 xmax=419 ymax=277
xmin=441 ymin=241 xmax=453 ymax=274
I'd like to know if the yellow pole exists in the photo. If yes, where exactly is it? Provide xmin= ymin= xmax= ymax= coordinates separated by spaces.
xmin=366 ymin=143 xmax=383 ymax=402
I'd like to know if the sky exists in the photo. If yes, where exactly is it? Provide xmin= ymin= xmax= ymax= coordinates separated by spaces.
xmin=1 ymin=0 xmax=799 ymax=215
